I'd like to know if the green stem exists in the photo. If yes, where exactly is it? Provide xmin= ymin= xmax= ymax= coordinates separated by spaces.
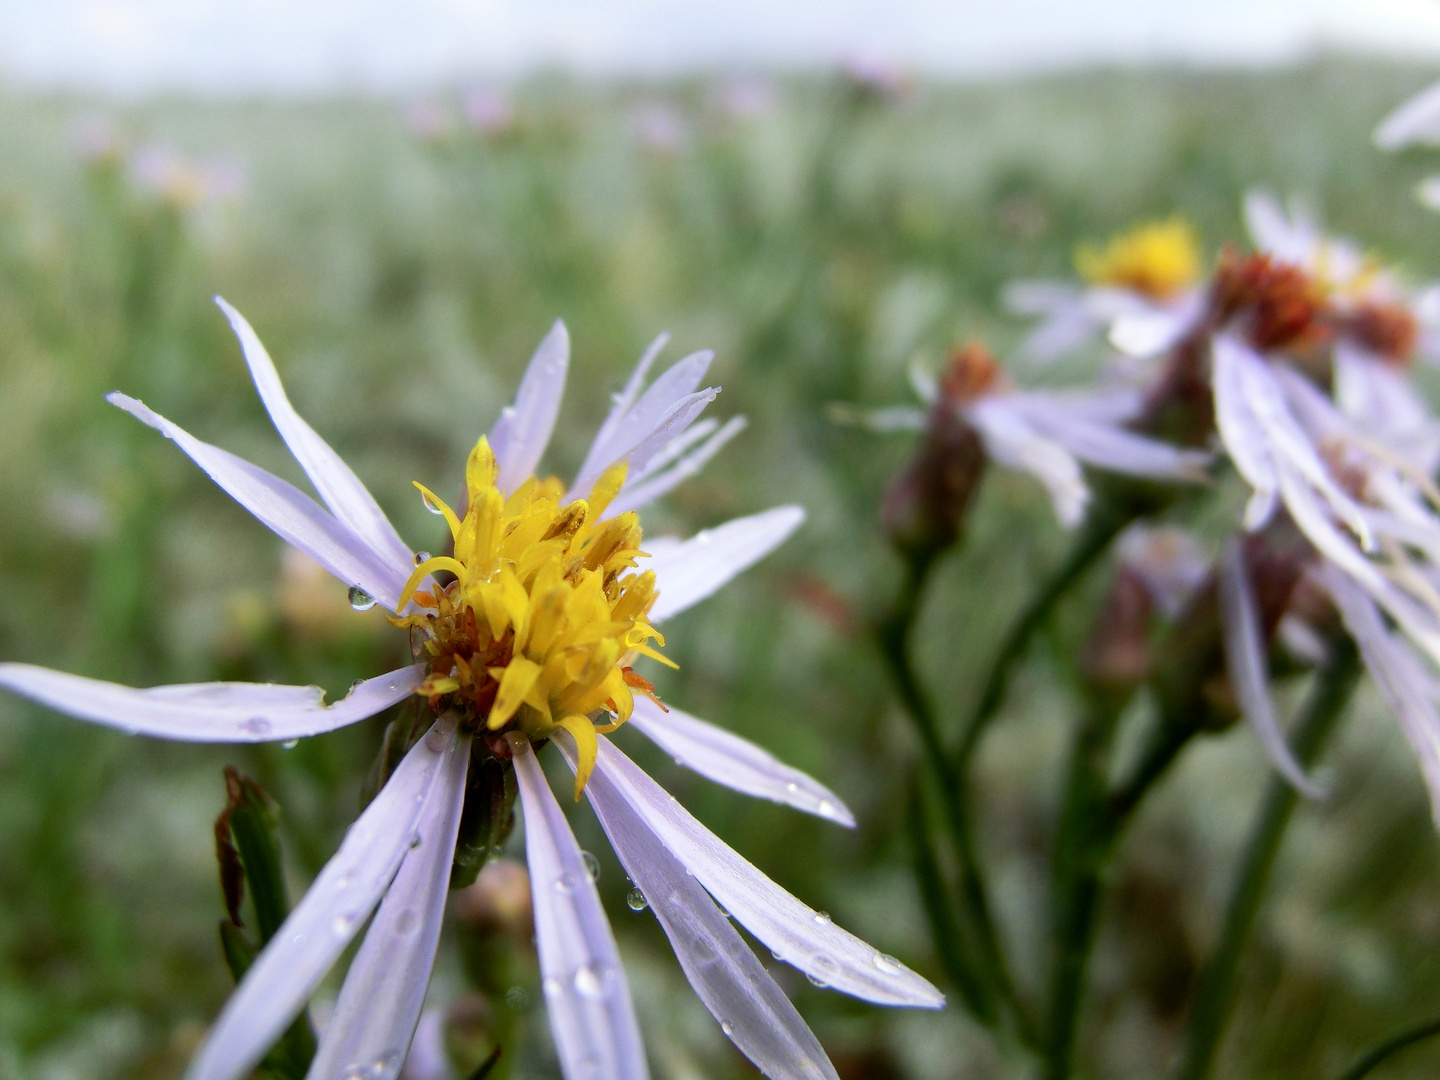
xmin=1045 ymin=697 xmax=1126 ymax=1080
xmin=906 ymin=783 xmax=991 ymax=1017
xmin=1334 ymin=1015 xmax=1440 ymax=1080
xmin=1174 ymin=641 xmax=1361 ymax=1080
xmin=951 ymin=501 xmax=1135 ymax=773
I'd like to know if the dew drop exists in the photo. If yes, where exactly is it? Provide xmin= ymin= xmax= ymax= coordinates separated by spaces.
xmin=554 ymin=872 xmax=575 ymax=895
xmin=425 ymin=726 xmax=447 ymax=751
xmin=349 ymin=679 xmax=364 ymax=693
xmin=573 ymin=963 xmax=606 ymax=999
xmin=872 ymin=952 xmax=903 ymax=974
xmin=813 ymin=911 xmax=832 ymax=925
xmin=281 ymin=738 xmax=300 ymax=750
xmin=414 ymin=551 xmax=431 ymax=565
xmin=626 ymin=888 xmax=648 ymax=911
xmin=786 ymin=782 xmax=800 ymax=795
xmin=409 ymin=831 xmax=424 ymax=849
xmin=394 ymin=909 xmax=419 ymax=935
xmin=241 ymin=717 xmax=272 ymax=735
xmin=421 ymin=491 xmax=445 ymax=515
xmin=291 ymin=933 xmax=306 ymax=947
xmin=542 ymin=976 xmax=564 ymax=999
xmin=332 ymin=914 xmax=353 ymax=937
xmin=335 ymin=873 xmax=353 ymax=890
xmin=720 ymin=1020 xmax=734 ymax=1038
xmin=348 ymin=586 xmax=376 ymax=611
xmin=807 ymin=952 xmax=839 ymax=988
xmin=817 ymin=799 xmax=837 ymax=818
xmin=691 ymin=938 xmax=718 ymax=966
xmin=580 ymin=850 xmax=601 ymax=883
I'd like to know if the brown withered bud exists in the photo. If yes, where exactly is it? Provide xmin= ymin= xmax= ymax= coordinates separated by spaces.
xmin=880 ymin=344 xmax=991 ymax=562
xmin=1340 ymin=299 xmax=1419 ymax=366
xmin=1079 ymin=565 xmax=1154 ymax=698
xmin=1149 ymin=514 xmax=1315 ymax=733
xmin=1210 ymin=248 xmax=1333 ymax=355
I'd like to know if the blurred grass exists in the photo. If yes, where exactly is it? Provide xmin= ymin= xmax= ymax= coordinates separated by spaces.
xmin=4 ymin=58 xmax=1440 ymax=1079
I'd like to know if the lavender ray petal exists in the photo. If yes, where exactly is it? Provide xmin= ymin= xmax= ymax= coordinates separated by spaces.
xmin=589 ymin=738 xmax=943 ymax=1008
xmin=645 ymin=506 xmax=805 ymax=623
xmin=107 ymin=392 xmax=407 ymax=611
xmin=573 ymin=332 xmax=671 ymax=497
xmin=608 ymin=417 xmax=747 ymax=517
xmin=215 ymin=298 xmax=416 ymax=572
xmin=1014 ymin=397 xmax=1210 ymax=481
xmin=1211 ymin=336 xmax=1279 ymax=520
xmin=969 ymin=400 xmax=1087 ymax=528
xmin=491 ymin=320 xmax=569 ymax=495
xmin=0 ymin=662 xmax=424 ymax=743
xmin=1217 ymin=540 xmax=1326 ymax=798
xmin=1323 ymin=566 xmax=1440 ymax=830
xmin=555 ymin=732 xmax=839 ymax=1080
xmin=306 ymin=726 xmax=473 ymax=1080
xmin=512 ymin=738 xmax=650 ymax=1080
xmin=1375 ymin=78 xmax=1440 ymax=150
xmin=624 ymin=698 xmax=854 ymax=826
xmin=616 ymin=387 xmax=720 ymax=480
xmin=185 ymin=716 xmax=460 ymax=1080
xmin=573 ymin=347 xmax=712 ymax=498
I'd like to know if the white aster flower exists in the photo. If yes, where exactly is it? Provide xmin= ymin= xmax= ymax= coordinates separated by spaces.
xmin=1374 ymin=80 xmax=1440 ymax=211
xmin=910 ymin=344 xmax=1210 ymax=528
xmin=1242 ymin=190 xmax=1440 ymax=365
xmin=1003 ymin=217 xmax=1206 ymax=363
xmin=0 ymin=300 xmax=942 ymax=1080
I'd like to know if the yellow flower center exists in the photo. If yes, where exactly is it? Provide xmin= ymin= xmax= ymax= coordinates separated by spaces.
xmin=388 ymin=436 xmax=672 ymax=797
xmin=1075 ymin=217 xmax=1202 ymax=300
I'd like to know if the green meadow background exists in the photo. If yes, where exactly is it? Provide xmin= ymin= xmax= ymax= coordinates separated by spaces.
xmin=4 ymin=59 xmax=1440 ymax=1079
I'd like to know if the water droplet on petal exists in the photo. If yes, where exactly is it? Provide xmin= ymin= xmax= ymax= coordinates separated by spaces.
xmin=332 ymin=914 xmax=353 ymax=937
xmin=580 ymin=851 xmax=601 ymax=883
xmin=691 ymin=938 xmax=718 ymax=966
xmin=241 ymin=717 xmax=272 ymax=735
xmin=409 ymin=831 xmax=423 ymax=849
xmin=292 ymin=933 xmax=306 ymax=946
xmin=554 ymin=873 xmax=575 ymax=895
xmin=542 ymin=976 xmax=564 ymax=999
xmin=422 ymin=491 xmax=445 ymax=515
xmin=349 ymin=679 xmax=364 ymax=693
xmin=335 ymin=873 xmax=353 ymax=890
xmin=281 ymin=738 xmax=299 ymax=750
xmin=395 ymin=909 xmax=419 ymax=935
xmin=414 ymin=551 xmax=431 ymax=565
xmin=425 ymin=726 xmax=447 ymax=751
xmin=348 ymin=586 xmax=376 ymax=611
xmin=720 ymin=1020 xmax=734 ymax=1038
xmin=807 ymin=952 xmax=839 ymax=988
xmin=786 ymin=782 xmax=800 ymax=795
xmin=573 ymin=963 xmax=607 ymax=999
xmin=817 ymin=799 xmax=837 ymax=818
xmin=626 ymin=888 xmax=648 ymax=911
xmin=813 ymin=911 xmax=832 ymax=925
xmin=873 ymin=952 xmax=902 ymax=974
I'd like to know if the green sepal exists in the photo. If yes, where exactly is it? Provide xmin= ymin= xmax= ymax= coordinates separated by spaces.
xmin=450 ymin=751 xmax=517 ymax=889
xmin=213 ymin=767 xmax=318 ymax=1079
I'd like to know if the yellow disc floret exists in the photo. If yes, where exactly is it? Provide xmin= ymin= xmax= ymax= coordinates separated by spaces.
xmin=388 ymin=436 xmax=672 ymax=798
xmin=1075 ymin=217 xmax=1202 ymax=300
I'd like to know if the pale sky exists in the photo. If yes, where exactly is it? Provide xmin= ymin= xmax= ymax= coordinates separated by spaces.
xmin=2 ymin=0 xmax=1440 ymax=96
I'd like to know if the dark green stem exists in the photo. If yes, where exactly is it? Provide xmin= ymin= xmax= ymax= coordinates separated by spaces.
xmin=906 ymin=783 xmax=991 ymax=1017
xmin=1174 ymin=641 xmax=1361 ymax=1080
xmin=1045 ymin=697 xmax=1126 ymax=1080
xmin=1334 ymin=1015 xmax=1440 ymax=1080
xmin=952 ymin=500 xmax=1135 ymax=773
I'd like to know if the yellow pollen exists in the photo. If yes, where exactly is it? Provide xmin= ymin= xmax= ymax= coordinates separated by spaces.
xmin=389 ymin=437 xmax=667 ymax=796
xmin=1075 ymin=217 xmax=1202 ymax=300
